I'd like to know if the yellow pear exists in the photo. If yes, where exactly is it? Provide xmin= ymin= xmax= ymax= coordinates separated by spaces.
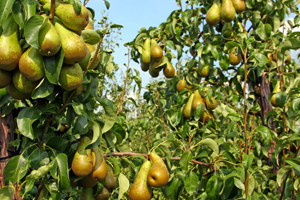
xmin=192 ymin=89 xmax=204 ymax=110
xmin=147 ymin=152 xmax=169 ymax=188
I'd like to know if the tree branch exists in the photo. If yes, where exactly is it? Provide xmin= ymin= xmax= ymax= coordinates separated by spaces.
xmin=155 ymin=89 xmax=168 ymax=137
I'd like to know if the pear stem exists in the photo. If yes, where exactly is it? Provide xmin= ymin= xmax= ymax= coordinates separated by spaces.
xmin=103 ymin=152 xmax=219 ymax=171
xmin=155 ymin=89 xmax=168 ymax=137
xmin=50 ymin=0 xmax=56 ymax=24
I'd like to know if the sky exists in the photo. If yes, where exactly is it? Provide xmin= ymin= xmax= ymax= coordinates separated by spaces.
xmin=86 ymin=0 xmax=182 ymax=88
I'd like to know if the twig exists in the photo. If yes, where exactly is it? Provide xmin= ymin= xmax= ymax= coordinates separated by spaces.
xmin=103 ymin=152 xmax=219 ymax=171
xmin=155 ymin=89 xmax=168 ymax=137
xmin=279 ymin=170 xmax=291 ymax=200
xmin=83 ymin=0 xmax=90 ymax=6
xmin=34 ymin=181 xmax=45 ymax=200
xmin=50 ymin=0 xmax=55 ymax=24
xmin=115 ymin=48 xmax=131 ymax=117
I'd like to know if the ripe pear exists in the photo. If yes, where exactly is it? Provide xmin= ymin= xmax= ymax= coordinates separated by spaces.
xmin=206 ymin=97 xmax=217 ymax=110
xmin=221 ymin=0 xmax=236 ymax=22
xmin=128 ymin=160 xmax=152 ymax=200
xmin=183 ymin=93 xmax=195 ymax=118
xmin=55 ymin=21 xmax=87 ymax=64
xmin=79 ymin=46 xmax=92 ymax=71
xmin=50 ymin=3 xmax=89 ymax=32
xmin=177 ymin=78 xmax=187 ymax=92
xmin=6 ymin=84 xmax=31 ymax=100
xmin=150 ymin=39 xmax=163 ymax=61
xmin=271 ymin=81 xmax=281 ymax=107
xmin=59 ymin=63 xmax=83 ymax=91
xmin=147 ymin=152 xmax=169 ymax=188
xmin=232 ymin=0 xmax=246 ymax=14
xmin=0 ymin=14 xmax=22 ymax=71
xmin=85 ymin=23 xmax=94 ymax=30
xmin=71 ymin=137 xmax=94 ymax=177
xmin=102 ymin=169 xmax=117 ymax=191
xmin=151 ymin=57 xmax=164 ymax=73
xmin=285 ymin=53 xmax=291 ymax=62
xmin=267 ymin=53 xmax=273 ymax=65
xmin=229 ymin=47 xmax=242 ymax=65
xmin=86 ymin=43 xmax=100 ymax=70
xmin=200 ymin=110 xmax=210 ymax=122
xmin=0 ymin=69 xmax=12 ymax=88
xmin=199 ymin=65 xmax=210 ymax=77
xmin=13 ymin=70 xmax=39 ymax=94
xmin=80 ymin=173 xmax=98 ymax=188
xmin=206 ymin=2 xmax=221 ymax=26
xmin=79 ymin=187 xmax=95 ymax=200
xmin=192 ymin=89 xmax=204 ymax=110
xmin=95 ymin=187 xmax=110 ymax=200
xmin=142 ymin=38 xmax=151 ymax=64
xmin=91 ymin=146 xmax=108 ymax=181
xmin=163 ymin=61 xmax=175 ymax=78
xmin=38 ymin=15 xmax=61 ymax=56
xmin=19 ymin=47 xmax=45 ymax=81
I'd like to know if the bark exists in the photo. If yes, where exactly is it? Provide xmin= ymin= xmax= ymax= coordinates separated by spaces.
xmin=0 ymin=111 xmax=14 ymax=188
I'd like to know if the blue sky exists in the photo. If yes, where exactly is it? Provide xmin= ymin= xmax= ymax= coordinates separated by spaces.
xmin=86 ymin=0 xmax=181 ymax=88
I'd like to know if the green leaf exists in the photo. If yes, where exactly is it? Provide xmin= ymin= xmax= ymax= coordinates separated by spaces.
xmin=180 ymin=151 xmax=193 ymax=172
xmin=185 ymin=171 xmax=199 ymax=195
xmin=285 ymin=158 xmax=300 ymax=171
xmin=166 ymin=40 xmax=175 ymax=50
xmin=277 ymin=166 xmax=292 ymax=187
xmin=248 ymin=176 xmax=255 ymax=195
xmin=20 ymin=0 xmax=36 ymax=20
xmin=234 ymin=177 xmax=245 ymax=190
xmin=24 ymin=15 xmax=47 ymax=50
xmin=242 ymin=152 xmax=254 ymax=170
xmin=0 ymin=0 xmax=15 ymax=26
xmin=73 ymin=114 xmax=89 ymax=135
xmin=43 ymin=48 xmax=64 ymax=85
xmin=81 ymin=29 xmax=100 ymax=45
xmin=47 ymin=136 xmax=68 ymax=152
xmin=175 ymin=44 xmax=182 ymax=59
xmin=31 ymin=78 xmax=54 ymax=99
xmin=118 ymin=173 xmax=129 ymax=200
xmin=291 ymin=98 xmax=300 ymax=111
xmin=256 ymin=53 xmax=268 ymax=67
xmin=26 ymin=165 xmax=50 ymax=180
xmin=163 ymin=177 xmax=183 ymax=200
xmin=98 ymin=98 xmax=115 ymax=117
xmin=102 ymin=115 xmax=115 ymax=134
xmin=255 ymin=125 xmax=271 ymax=143
xmin=199 ymin=138 xmax=219 ymax=154
xmin=71 ymin=102 xmax=85 ymax=116
xmin=110 ymin=24 xmax=123 ymax=28
xmin=16 ymin=107 xmax=41 ymax=139
xmin=3 ymin=155 xmax=29 ymax=185
xmin=0 ymin=186 xmax=14 ymax=200
xmin=275 ymin=92 xmax=287 ymax=108
xmin=30 ymin=149 xmax=48 ymax=170
xmin=206 ymin=175 xmax=221 ymax=200
xmin=12 ymin=1 xmax=25 ymax=28
xmin=55 ymin=153 xmax=70 ymax=190
xmin=104 ymin=0 xmax=110 ymax=9
xmin=281 ymin=38 xmax=300 ymax=53
xmin=112 ymin=157 xmax=121 ymax=175
xmin=86 ymin=120 xmax=101 ymax=149
xmin=256 ymin=22 xmax=271 ymax=40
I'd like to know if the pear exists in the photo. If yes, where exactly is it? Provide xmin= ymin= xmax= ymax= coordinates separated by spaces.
xmin=85 ymin=23 xmax=94 ymax=30
xmin=222 ymin=22 xmax=233 ymax=38
xmin=142 ymin=38 xmax=151 ymax=64
xmin=232 ymin=0 xmax=246 ymax=14
xmin=147 ymin=152 xmax=169 ymax=188
xmin=149 ymin=65 xmax=160 ymax=78
xmin=6 ymin=84 xmax=31 ymax=100
xmin=71 ymin=137 xmax=94 ymax=177
xmin=177 ymin=78 xmax=187 ymax=92
xmin=95 ymin=187 xmax=110 ymax=200
xmin=13 ymin=70 xmax=39 ymax=94
xmin=271 ymin=81 xmax=281 ymax=107
xmin=59 ymin=63 xmax=83 ymax=91
xmin=206 ymin=2 xmax=221 ymax=26
xmin=86 ymin=43 xmax=100 ymax=70
xmin=163 ymin=61 xmax=175 ymax=78
xmin=221 ymin=0 xmax=236 ymax=22
xmin=128 ymin=160 xmax=152 ymax=200
xmin=0 ymin=69 xmax=12 ymax=88
xmin=76 ymin=84 xmax=84 ymax=95
xmin=102 ymin=169 xmax=117 ymax=191
xmin=19 ymin=47 xmax=45 ymax=81
xmin=151 ymin=57 xmax=164 ymax=73
xmin=200 ymin=110 xmax=210 ymax=122
xmin=38 ymin=15 xmax=61 ymax=56
xmin=80 ymin=173 xmax=98 ymax=188
xmin=198 ymin=65 xmax=210 ymax=77
xmin=285 ymin=53 xmax=291 ymax=62
xmin=79 ymin=46 xmax=92 ymax=71
xmin=55 ymin=21 xmax=87 ymax=64
xmin=46 ymin=3 xmax=89 ymax=32
xmin=206 ymin=96 xmax=217 ymax=110
xmin=141 ymin=61 xmax=149 ymax=72
xmin=192 ymin=89 xmax=204 ymax=111
xmin=150 ymin=39 xmax=163 ymax=61
xmin=229 ymin=47 xmax=242 ymax=65
xmin=183 ymin=93 xmax=195 ymax=118
xmin=0 ymin=14 xmax=22 ymax=71
xmin=91 ymin=146 xmax=108 ymax=181
xmin=79 ymin=187 xmax=95 ymax=200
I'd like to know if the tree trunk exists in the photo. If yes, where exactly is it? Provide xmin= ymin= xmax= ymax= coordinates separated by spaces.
xmin=0 ymin=111 xmax=14 ymax=187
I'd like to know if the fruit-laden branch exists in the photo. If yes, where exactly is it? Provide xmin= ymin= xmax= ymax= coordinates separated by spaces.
xmin=104 ymin=152 xmax=219 ymax=171
xmin=155 ymin=89 xmax=168 ymax=137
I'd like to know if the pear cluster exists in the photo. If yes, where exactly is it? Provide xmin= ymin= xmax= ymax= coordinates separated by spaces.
xmin=128 ymin=152 xmax=169 ymax=200
xmin=0 ymin=0 xmax=101 ymax=100
xmin=206 ymin=0 xmax=246 ymax=26
xmin=72 ymin=137 xmax=116 ymax=200
xmin=140 ymin=38 xmax=175 ymax=79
